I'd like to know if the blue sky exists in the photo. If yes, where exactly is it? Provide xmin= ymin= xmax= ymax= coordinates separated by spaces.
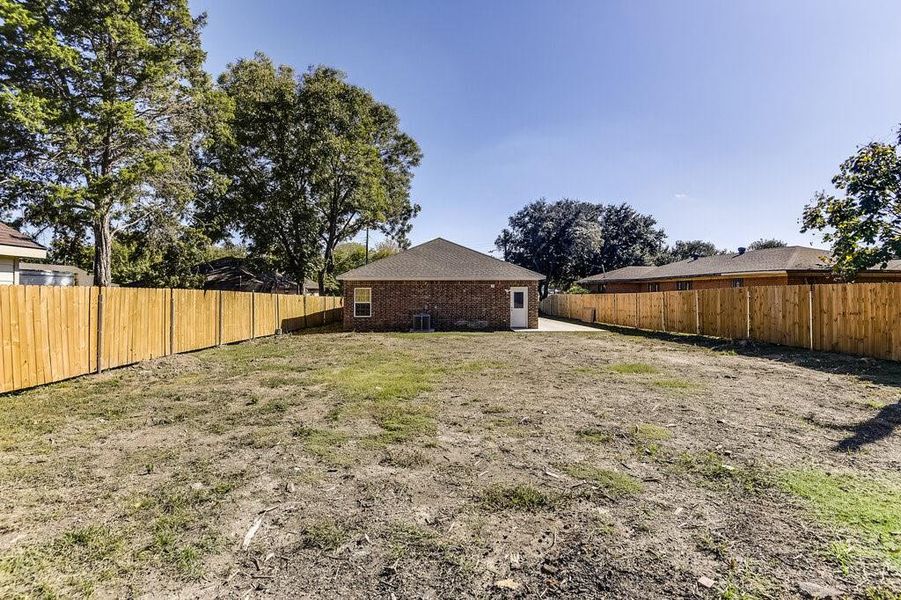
xmin=192 ymin=0 xmax=901 ymax=254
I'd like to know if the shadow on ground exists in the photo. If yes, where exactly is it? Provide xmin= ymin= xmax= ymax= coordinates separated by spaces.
xmin=834 ymin=402 xmax=901 ymax=452
xmin=539 ymin=316 xmax=901 ymax=388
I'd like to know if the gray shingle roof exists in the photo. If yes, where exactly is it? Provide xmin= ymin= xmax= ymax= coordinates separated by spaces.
xmin=0 ymin=222 xmax=45 ymax=251
xmin=336 ymin=238 xmax=545 ymax=281
xmin=577 ymin=246 xmax=901 ymax=283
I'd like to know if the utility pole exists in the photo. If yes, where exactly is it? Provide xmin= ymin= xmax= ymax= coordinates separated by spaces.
xmin=365 ymin=227 xmax=370 ymax=264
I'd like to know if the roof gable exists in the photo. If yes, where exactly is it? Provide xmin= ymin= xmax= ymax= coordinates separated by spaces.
xmin=0 ymin=222 xmax=46 ymax=253
xmin=336 ymin=238 xmax=545 ymax=281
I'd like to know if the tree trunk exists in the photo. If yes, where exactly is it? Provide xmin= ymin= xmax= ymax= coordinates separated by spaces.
xmin=318 ymin=244 xmax=335 ymax=295
xmin=93 ymin=214 xmax=113 ymax=286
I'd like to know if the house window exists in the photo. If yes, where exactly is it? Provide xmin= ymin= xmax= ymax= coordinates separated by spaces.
xmin=676 ymin=281 xmax=692 ymax=291
xmin=354 ymin=287 xmax=372 ymax=317
xmin=731 ymin=278 xmax=744 ymax=288
xmin=513 ymin=290 xmax=524 ymax=309
xmin=648 ymin=283 xmax=660 ymax=292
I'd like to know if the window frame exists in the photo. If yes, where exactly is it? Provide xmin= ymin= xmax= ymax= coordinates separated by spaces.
xmin=731 ymin=278 xmax=744 ymax=288
xmin=512 ymin=290 xmax=525 ymax=309
xmin=648 ymin=282 xmax=660 ymax=292
xmin=353 ymin=287 xmax=372 ymax=318
xmin=676 ymin=281 xmax=693 ymax=291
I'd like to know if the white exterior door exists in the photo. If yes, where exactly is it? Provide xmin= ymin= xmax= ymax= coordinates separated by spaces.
xmin=510 ymin=286 xmax=528 ymax=328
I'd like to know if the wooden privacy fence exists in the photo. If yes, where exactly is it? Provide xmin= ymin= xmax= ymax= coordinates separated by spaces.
xmin=0 ymin=286 xmax=343 ymax=393
xmin=540 ymin=283 xmax=901 ymax=362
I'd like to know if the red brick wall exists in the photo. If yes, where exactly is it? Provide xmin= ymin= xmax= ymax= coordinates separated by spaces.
xmin=342 ymin=280 xmax=540 ymax=331
xmin=591 ymin=272 xmax=901 ymax=293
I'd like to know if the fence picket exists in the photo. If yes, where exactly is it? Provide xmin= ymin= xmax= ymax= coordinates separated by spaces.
xmin=0 ymin=286 xmax=343 ymax=394
xmin=542 ymin=283 xmax=901 ymax=362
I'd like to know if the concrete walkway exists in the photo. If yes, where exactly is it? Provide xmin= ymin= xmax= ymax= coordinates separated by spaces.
xmin=516 ymin=317 xmax=602 ymax=332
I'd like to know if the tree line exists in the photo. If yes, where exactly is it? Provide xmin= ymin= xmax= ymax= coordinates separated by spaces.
xmin=0 ymin=1 xmax=420 ymax=292
xmin=495 ymin=198 xmax=787 ymax=297
xmin=497 ymin=123 xmax=901 ymax=296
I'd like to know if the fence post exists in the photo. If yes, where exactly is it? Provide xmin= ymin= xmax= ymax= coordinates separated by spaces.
xmin=660 ymin=293 xmax=666 ymax=332
xmin=808 ymin=285 xmax=814 ymax=350
xmin=745 ymin=288 xmax=751 ymax=339
xmin=169 ymin=288 xmax=175 ymax=355
xmin=96 ymin=287 xmax=105 ymax=374
xmin=218 ymin=291 xmax=223 ymax=346
xmin=694 ymin=290 xmax=700 ymax=335
xmin=303 ymin=295 xmax=308 ymax=329
xmin=635 ymin=294 xmax=640 ymax=329
xmin=251 ymin=292 xmax=256 ymax=339
xmin=274 ymin=292 xmax=281 ymax=335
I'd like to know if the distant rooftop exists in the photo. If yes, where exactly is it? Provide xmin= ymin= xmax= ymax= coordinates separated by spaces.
xmin=578 ymin=246 xmax=901 ymax=283
xmin=336 ymin=238 xmax=545 ymax=281
xmin=0 ymin=222 xmax=46 ymax=252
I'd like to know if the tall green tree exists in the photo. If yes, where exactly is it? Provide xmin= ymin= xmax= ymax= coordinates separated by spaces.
xmin=204 ymin=56 xmax=422 ymax=293
xmin=802 ymin=135 xmax=901 ymax=278
xmin=654 ymin=239 xmax=725 ymax=265
xmin=200 ymin=54 xmax=320 ymax=289
xmin=497 ymin=199 xmax=665 ymax=298
xmin=0 ymin=0 xmax=213 ymax=285
xmin=299 ymin=67 xmax=422 ymax=293
xmin=747 ymin=238 xmax=786 ymax=250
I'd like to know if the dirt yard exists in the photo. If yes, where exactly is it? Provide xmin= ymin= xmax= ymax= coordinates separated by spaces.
xmin=0 ymin=322 xmax=899 ymax=599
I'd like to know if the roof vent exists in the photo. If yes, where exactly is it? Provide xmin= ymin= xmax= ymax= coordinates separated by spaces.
xmin=737 ymin=247 xmax=747 ymax=255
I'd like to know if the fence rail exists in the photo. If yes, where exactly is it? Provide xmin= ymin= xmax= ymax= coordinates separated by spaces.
xmin=540 ymin=283 xmax=901 ymax=362
xmin=0 ymin=286 xmax=343 ymax=394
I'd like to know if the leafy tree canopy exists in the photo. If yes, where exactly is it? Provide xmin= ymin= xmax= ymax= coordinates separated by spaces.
xmin=496 ymin=199 xmax=665 ymax=297
xmin=802 ymin=134 xmax=901 ymax=278
xmin=654 ymin=239 xmax=726 ymax=265
xmin=202 ymin=54 xmax=422 ymax=293
xmin=747 ymin=238 xmax=787 ymax=250
xmin=0 ymin=0 xmax=217 ymax=285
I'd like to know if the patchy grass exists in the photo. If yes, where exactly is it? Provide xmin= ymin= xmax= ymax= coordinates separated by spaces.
xmin=0 ymin=525 xmax=126 ymax=598
xmin=132 ymin=476 xmax=240 ymax=578
xmin=780 ymin=470 xmax=901 ymax=568
xmin=632 ymin=423 xmax=672 ymax=442
xmin=2 ymin=327 xmax=900 ymax=596
xmin=382 ymin=447 xmax=431 ymax=468
xmin=299 ymin=519 xmax=351 ymax=551
xmin=478 ymin=484 xmax=557 ymax=511
xmin=607 ymin=362 xmax=659 ymax=375
xmin=313 ymin=352 xmax=442 ymax=403
xmin=675 ymin=451 xmax=767 ymax=492
xmin=563 ymin=463 xmax=642 ymax=497
xmin=576 ymin=427 xmax=612 ymax=444
xmin=292 ymin=426 xmax=349 ymax=463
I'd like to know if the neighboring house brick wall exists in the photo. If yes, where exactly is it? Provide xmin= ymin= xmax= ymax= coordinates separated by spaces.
xmin=591 ymin=275 xmax=791 ymax=293
xmin=342 ymin=280 xmax=539 ymax=331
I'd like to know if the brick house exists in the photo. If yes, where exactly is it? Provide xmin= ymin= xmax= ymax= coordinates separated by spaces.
xmin=337 ymin=238 xmax=544 ymax=331
xmin=578 ymin=246 xmax=901 ymax=293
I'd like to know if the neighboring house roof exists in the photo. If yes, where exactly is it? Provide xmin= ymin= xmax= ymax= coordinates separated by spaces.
xmin=196 ymin=257 xmax=305 ymax=293
xmin=578 ymin=246 xmax=901 ymax=284
xmin=336 ymin=238 xmax=545 ymax=281
xmin=579 ymin=266 xmax=658 ymax=282
xmin=0 ymin=222 xmax=47 ymax=258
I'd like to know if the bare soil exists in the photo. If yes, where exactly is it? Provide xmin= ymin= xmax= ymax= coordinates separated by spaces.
xmin=0 ymin=322 xmax=899 ymax=599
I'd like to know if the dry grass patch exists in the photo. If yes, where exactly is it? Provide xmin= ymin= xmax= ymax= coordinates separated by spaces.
xmin=563 ymin=463 xmax=642 ymax=497
xmin=478 ymin=484 xmax=558 ymax=511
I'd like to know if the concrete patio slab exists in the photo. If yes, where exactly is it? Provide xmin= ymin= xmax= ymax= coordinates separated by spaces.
xmin=515 ymin=317 xmax=602 ymax=332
